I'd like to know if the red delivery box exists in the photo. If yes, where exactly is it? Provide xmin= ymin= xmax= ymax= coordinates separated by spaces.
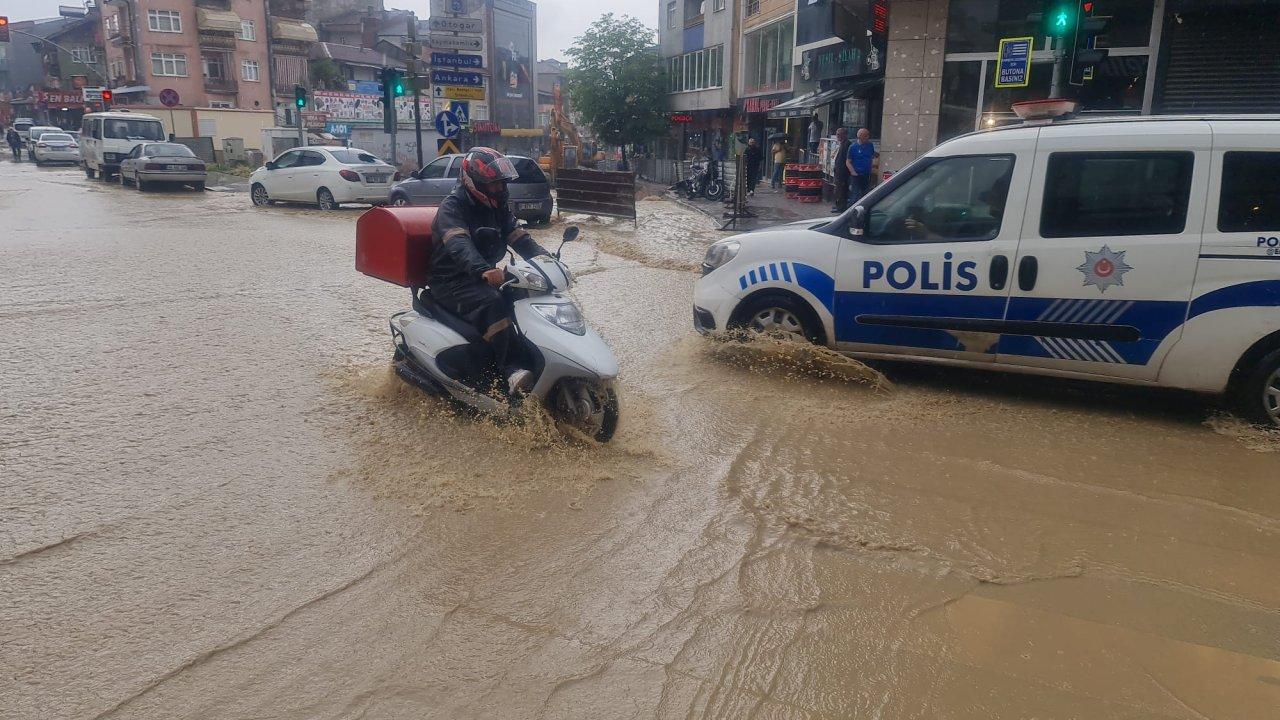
xmin=355 ymin=206 xmax=438 ymax=287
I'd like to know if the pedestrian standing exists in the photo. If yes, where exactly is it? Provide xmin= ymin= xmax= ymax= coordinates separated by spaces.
xmin=807 ymin=113 xmax=824 ymax=162
xmin=847 ymin=128 xmax=875 ymax=203
xmin=831 ymin=127 xmax=852 ymax=213
xmin=744 ymin=138 xmax=763 ymax=196
xmin=771 ymin=139 xmax=787 ymax=190
xmin=6 ymin=126 xmax=21 ymax=160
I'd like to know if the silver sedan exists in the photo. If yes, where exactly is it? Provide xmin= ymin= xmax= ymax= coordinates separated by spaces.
xmin=118 ymin=142 xmax=208 ymax=191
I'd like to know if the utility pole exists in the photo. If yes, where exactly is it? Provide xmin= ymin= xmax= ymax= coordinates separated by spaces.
xmin=1049 ymin=39 xmax=1066 ymax=99
xmin=407 ymin=13 xmax=425 ymax=168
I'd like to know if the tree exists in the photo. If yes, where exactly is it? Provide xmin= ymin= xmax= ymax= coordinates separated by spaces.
xmin=564 ymin=14 xmax=667 ymax=167
xmin=309 ymin=59 xmax=347 ymax=91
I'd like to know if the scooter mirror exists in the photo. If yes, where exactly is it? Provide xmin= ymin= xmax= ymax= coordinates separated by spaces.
xmin=562 ymin=226 xmax=579 ymax=243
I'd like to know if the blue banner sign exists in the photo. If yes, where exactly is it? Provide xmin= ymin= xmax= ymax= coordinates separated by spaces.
xmin=995 ymin=36 xmax=1034 ymax=88
xmin=431 ymin=52 xmax=484 ymax=69
xmin=325 ymin=122 xmax=351 ymax=138
xmin=431 ymin=69 xmax=485 ymax=87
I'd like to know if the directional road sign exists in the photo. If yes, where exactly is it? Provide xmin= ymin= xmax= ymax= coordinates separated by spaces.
xmin=431 ymin=69 xmax=484 ymax=87
xmin=429 ymin=16 xmax=482 ymax=33
xmin=434 ymin=85 xmax=485 ymax=100
xmin=429 ymin=33 xmax=482 ymax=51
xmin=437 ymin=137 xmax=462 ymax=155
xmin=434 ymin=110 xmax=461 ymax=139
xmin=432 ymin=52 xmax=483 ymax=69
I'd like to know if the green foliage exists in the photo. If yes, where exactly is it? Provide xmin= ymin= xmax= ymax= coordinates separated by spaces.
xmin=563 ymin=14 xmax=668 ymax=149
xmin=309 ymin=59 xmax=347 ymax=91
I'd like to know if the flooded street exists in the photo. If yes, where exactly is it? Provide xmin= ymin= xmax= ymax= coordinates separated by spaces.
xmin=3 ymin=156 xmax=1279 ymax=719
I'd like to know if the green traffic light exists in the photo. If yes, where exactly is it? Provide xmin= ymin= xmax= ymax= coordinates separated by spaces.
xmin=1055 ymin=11 xmax=1068 ymax=28
xmin=295 ymin=97 xmax=305 ymax=108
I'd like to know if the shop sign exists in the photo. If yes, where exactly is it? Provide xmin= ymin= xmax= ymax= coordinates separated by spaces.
xmin=669 ymin=113 xmax=694 ymax=124
xmin=302 ymin=111 xmax=328 ymax=130
xmin=472 ymin=120 xmax=501 ymax=134
xmin=38 ymin=90 xmax=82 ymax=105
xmin=801 ymin=44 xmax=865 ymax=83
xmin=740 ymin=96 xmax=784 ymax=114
xmin=995 ymin=37 xmax=1034 ymax=88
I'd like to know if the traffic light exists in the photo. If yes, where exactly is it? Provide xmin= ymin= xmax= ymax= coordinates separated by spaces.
xmin=100 ymin=88 xmax=112 ymax=108
xmin=0 ymin=16 xmax=10 ymax=43
xmin=1069 ymin=3 xmax=1111 ymax=85
xmin=1041 ymin=1 xmax=1076 ymax=38
xmin=294 ymin=84 xmax=307 ymax=110
xmin=379 ymin=67 xmax=404 ymax=134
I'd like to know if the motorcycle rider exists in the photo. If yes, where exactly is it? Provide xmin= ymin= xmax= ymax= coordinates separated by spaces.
xmin=429 ymin=147 xmax=549 ymax=393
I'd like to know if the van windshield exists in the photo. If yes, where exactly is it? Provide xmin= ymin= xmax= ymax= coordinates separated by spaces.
xmin=104 ymin=119 xmax=165 ymax=141
xmin=14 ymin=121 xmax=33 ymax=132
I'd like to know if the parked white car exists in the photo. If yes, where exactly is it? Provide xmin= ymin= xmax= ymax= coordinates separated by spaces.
xmin=25 ymin=126 xmax=62 ymax=159
xmin=249 ymin=146 xmax=398 ymax=210
xmin=30 ymin=132 xmax=81 ymax=165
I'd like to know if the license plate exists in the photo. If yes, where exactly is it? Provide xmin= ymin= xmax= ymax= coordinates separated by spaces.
xmin=366 ymin=174 xmax=388 ymax=183
xmin=167 ymin=164 xmax=185 ymax=170
xmin=518 ymin=202 xmax=541 ymax=210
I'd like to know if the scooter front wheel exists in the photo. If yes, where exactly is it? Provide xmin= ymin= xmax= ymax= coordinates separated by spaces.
xmin=552 ymin=379 xmax=619 ymax=442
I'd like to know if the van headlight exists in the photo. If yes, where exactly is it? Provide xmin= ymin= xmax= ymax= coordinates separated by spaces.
xmin=531 ymin=302 xmax=585 ymax=335
xmin=702 ymin=240 xmax=740 ymax=274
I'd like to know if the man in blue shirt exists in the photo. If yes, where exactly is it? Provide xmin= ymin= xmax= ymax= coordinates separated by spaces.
xmin=846 ymin=128 xmax=875 ymax=203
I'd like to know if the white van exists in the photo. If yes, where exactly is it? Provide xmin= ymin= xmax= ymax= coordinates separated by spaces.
xmin=80 ymin=111 xmax=166 ymax=179
xmin=694 ymin=113 xmax=1280 ymax=425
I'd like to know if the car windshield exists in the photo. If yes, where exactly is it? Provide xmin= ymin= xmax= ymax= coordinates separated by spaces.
xmin=104 ymin=119 xmax=165 ymax=141
xmin=15 ymin=122 xmax=33 ymax=131
xmin=329 ymin=149 xmax=382 ymax=165
xmin=511 ymin=157 xmax=546 ymax=184
xmin=41 ymin=134 xmax=74 ymax=143
xmin=146 ymin=143 xmax=196 ymax=157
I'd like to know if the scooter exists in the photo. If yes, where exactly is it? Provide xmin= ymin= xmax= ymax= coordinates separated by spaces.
xmin=387 ymin=226 xmax=621 ymax=442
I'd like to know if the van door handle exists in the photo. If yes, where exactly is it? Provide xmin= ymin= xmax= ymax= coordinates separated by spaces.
xmin=1018 ymin=255 xmax=1039 ymax=292
xmin=989 ymin=255 xmax=1009 ymax=290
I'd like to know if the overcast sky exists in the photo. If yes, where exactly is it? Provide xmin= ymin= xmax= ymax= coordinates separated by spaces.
xmin=12 ymin=0 xmax=658 ymax=60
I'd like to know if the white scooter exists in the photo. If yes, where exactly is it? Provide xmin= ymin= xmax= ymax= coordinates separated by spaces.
xmin=388 ymin=226 xmax=621 ymax=442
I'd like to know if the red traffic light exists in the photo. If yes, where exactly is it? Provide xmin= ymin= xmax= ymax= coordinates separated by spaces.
xmin=0 ymin=15 xmax=10 ymax=42
xmin=101 ymin=89 xmax=113 ymax=103
xmin=1083 ymin=2 xmax=1094 ymax=11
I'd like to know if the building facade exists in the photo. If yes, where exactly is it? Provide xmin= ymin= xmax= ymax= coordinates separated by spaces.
xmin=658 ymin=0 xmax=739 ymax=159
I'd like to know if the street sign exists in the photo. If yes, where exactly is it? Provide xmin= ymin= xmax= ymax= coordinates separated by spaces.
xmin=82 ymin=87 xmax=105 ymax=102
xmin=302 ymin=111 xmax=329 ymax=130
xmin=437 ymin=137 xmax=461 ymax=155
xmin=325 ymin=121 xmax=351 ymax=138
xmin=429 ymin=33 xmax=482 ymax=51
xmin=995 ymin=36 xmax=1034 ymax=88
xmin=434 ymin=110 xmax=461 ymax=138
xmin=449 ymin=101 xmax=470 ymax=125
xmin=431 ymin=52 xmax=483 ymax=69
xmin=159 ymin=88 xmax=181 ymax=107
xmin=428 ymin=16 xmax=482 ymax=34
xmin=431 ymin=69 xmax=484 ymax=87
xmin=430 ymin=0 xmax=467 ymax=14
xmin=434 ymin=85 xmax=485 ymax=101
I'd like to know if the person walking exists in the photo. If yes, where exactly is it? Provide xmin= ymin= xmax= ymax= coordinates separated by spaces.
xmin=807 ymin=113 xmax=824 ymax=162
xmin=831 ymin=127 xmax=852 ymax=213
xmin=847 ymin=128 xmax=875 ymax=203
xmin=743 ymin=138 xmax=763 ymax=196
xmin=770 ymin=139 xmax=787 ymax=190
xmin=6 ymin=126 xmax=22 ymax=160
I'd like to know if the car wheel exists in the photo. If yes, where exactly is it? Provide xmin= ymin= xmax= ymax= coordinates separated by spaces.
xmin=731 ymin=293 xmax=825 ymax=345
xmin=136 ymin=176 xmax=147 ymax=192
xmin=193 ymin=182 xmax=205 ymax=192
xmin=1234 ymin=346 xmax=1280 ymax=427
xmin=391 ymin=194 xmax=410 ymax=206
xmin=119 ymin=171 xmax=128 ymax=187
xmin=317 ymin=187 xmax=338 ymax=211
xmin=84 ymin=165 xmax=96 ymax=179
xmin=251 ymin=183 xmax=271 ymax=206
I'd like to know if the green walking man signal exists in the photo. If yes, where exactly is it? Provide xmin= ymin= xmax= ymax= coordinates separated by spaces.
xmin=294 ymin=84 xmax=307 ymax=109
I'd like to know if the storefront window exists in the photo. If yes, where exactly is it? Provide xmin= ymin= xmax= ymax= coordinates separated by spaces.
xmin=947 ymin=0 xmax=1154 ymax=54
xmin=939 ymin=61 xmax=981 ymax=141
xmin=744 ymin=17 xmax=794 ymax=94
xmin=1075 ymin=55 xmax=1147 ymax=111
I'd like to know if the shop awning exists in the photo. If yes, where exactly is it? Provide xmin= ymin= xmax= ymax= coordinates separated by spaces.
xmin=767 ymin=78 xmax=883 ymax=119
xmin=197 ymin=8 xmax=242 ymax=34
xmin=271 ymin=18 xmax=318 ymax=43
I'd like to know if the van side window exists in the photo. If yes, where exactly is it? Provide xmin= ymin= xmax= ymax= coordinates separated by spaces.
xmin=866 ymin=155 xmax=1015 ymax=243
xmin=1041 ymin=152 xmax=1194 ymax=238
xmin=1218 ymin=152 xmax=1280 ymax=233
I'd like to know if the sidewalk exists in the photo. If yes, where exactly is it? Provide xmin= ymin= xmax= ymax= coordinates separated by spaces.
xmin=637 ymin=178 xmax=833 ymax=232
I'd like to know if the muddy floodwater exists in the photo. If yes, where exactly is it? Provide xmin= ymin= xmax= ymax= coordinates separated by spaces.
xmin=2 ymin=158 xmax=1279 ymax=719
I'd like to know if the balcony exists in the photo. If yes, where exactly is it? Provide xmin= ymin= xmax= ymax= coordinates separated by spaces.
xmin=198 ymin=31 xmax=238 ymax=50
xmin=195 ymin=0 xmax=232 ymax=9
xmin=108 ymin=24 xmax=132 ymax=47
xmin=204 ymin=75 xmax=238 ymax=93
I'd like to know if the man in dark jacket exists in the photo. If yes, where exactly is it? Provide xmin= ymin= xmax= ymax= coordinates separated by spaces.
xmin=743 ymin=138 xmax=763 ymax=196
xmin=831 ymin=127 xmax=851 ymax=213
xmin=429 ymin=147 xmax=549 ymax=392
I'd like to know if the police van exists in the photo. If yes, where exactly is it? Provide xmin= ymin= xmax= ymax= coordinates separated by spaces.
xmin=694 ymin=107 xmax=1280 ymax=425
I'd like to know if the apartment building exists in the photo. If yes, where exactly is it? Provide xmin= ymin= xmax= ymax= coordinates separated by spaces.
xmin=658 ymin=0 xmax=739 ymax=158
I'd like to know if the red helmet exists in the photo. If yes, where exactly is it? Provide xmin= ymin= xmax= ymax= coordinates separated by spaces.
xmin=459 ymin=147 xmax=518 ymax=208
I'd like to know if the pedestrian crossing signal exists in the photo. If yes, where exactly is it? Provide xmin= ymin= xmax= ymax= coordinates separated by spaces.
xmin=294 ymin=84 xmax=307 ymax=109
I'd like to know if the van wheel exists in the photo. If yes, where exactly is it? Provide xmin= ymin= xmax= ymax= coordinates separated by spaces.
xmin=251 ymin=183 xmax=271 ymax=206
xmin=84 ymin=165 xmax=96 ymax=179
xmin=730 ymin=293 xmax=825 ymax=345
xmin=1233 ymin=347 xmax=1280 ymax=427
xmin=391 ymin=194 xmax=409 ymax=206
xmin=317 ymin=187 xmax=338 ymax=210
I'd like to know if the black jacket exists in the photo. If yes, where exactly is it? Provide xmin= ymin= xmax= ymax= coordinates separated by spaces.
xmin=833 ymin=139 xmax=852 ymax=180
xmin=429 ymin=185 xmax=548 ymax=287
xmin=744 ymin=145 xmax=763 ymax=171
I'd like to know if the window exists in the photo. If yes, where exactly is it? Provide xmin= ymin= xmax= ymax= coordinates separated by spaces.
xmin=743 ymin=18 xmax=793 ymax=94
xmin=106 ymin=13 xmax=119 ymax=35
xmin=104 ymin=119 xmax=165 ymax=140
xmin=1041 ymin=153 xmax=1194 ymax=238
xmin=241 ymin=59 xmax=260 ymax=82
xmin=298 ymin=151 xmax=327 ymax=167
xmin=667 ymin=2 xmax=677 ymax=29
xmin=329 ymin=149 xmax=381 ymax=164
xmin=511 ymin=157 xmax=547 ymax=184
xmin=939 ymin=62 xmax=981 ymax=141
xmin=868 ymin=156 xmax=1016 ymax=243
xmin=714 ymin=0 xmax=725 ymax=10
xmin=1219 ymin=152 xmax=1280 ymax=233
xmin=202 ymin=54 xmax=226 ymax=79
xmin=70 ymin=47 xmax=98 ymax=65
xmin=746 ymin=0 xmax=761 ymax=17
xmin=419 ymin=157 xmax=449 ymax=179
xmin=147 ymin=9 xmax=182 ymax=33
xmin=143 ymin=143 xmax=196 ymax=157
xmin=109 ymin=59 xmax=125 ymax=81
xmin=240 ymin=19 xmax=256 ymax=41
xmin=445 ymin=159 xmax=461 ymax=178
xmin=151 ymin=52 xmax=188 ymax=76
xmin=669 ymin=45 xmax=724 ymax=93
xmin=272 ymin=150 xmax=302 ymax=169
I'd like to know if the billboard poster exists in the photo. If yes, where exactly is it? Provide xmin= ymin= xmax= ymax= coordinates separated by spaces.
xmin=492 ymin=7 xmax=534 ymax=129
xmin=313 ymin=90 xmax=431 ymax=125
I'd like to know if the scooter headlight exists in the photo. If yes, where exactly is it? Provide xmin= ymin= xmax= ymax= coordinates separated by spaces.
xmin=531 ymin=302 xmax=586 ymax=335
xmin=702 ymin=239 xmax=740 ymax=274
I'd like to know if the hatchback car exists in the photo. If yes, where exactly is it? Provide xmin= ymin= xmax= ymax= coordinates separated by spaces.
xmin=118 ymin=142 xmax=208 ymax=191
xmin=30 ymin=132 xmax=81 ymax=165
xmin=389 ymin=153 xmax=553 ymax=224
xmin=250 ymin=146 xmax=397 ymax=210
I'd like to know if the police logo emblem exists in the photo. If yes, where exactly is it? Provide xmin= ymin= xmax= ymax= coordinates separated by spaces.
xmin=1077 ymin=246 xmax=1132 ymax=294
